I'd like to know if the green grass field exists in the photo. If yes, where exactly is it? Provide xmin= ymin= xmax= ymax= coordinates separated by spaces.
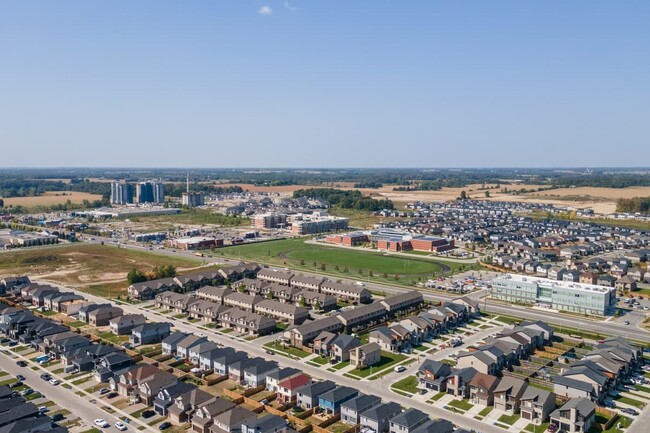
xmin=221 ymin=238 xmax=471 ymax=285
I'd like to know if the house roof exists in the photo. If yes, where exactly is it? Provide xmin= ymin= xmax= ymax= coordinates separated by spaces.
xmin=297 ymin=380 xmax=336 ymax=398
xmin=319 ymin=386 xmax=357 ymax=403
xmin=553 ymin=376 xmax=595 ymax=394
xmin=340 ymin=394 xmax=381 ymax=412
xmin=418 ymin=359 xmax=452 ymax=378
xmin=520 ymin=386 xmax=554 ymax=404
xmin=214 ymin=405 xmax=256 ymax=426
xmin=550 ymin=397 xmax=595 ymax=418
xmin=360 ymin=402 xmax=401 ymax=422
xmin=411 ymin=419 xmax=454 ymax=433
xmin=389 ymin=408 xmax=428 ymax=429
xmin=493 ymin=376 xmax=528 ymax=395
xmin=278 ymin=374 xmax=311 ymax=391
xmin=469 ymin=372 xmax=499 ymax=390
xmin=331 ymin=334 xmax=360 ymax=351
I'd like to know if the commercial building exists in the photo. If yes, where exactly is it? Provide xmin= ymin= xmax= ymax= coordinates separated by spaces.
xmin=110 ymin=181 xmax=134 ymax=204
xmin=289 ymin=214 xmax=349 ymax=235
xmin=182 ymin=192 xmax=205 ymax=207
xmin=253 ymin=213 xmax=288 ymax=230
xmin=491 ymin=274 xmax=617 ymax=316
xmin=136 ymin=181 xmax=165 ymax=204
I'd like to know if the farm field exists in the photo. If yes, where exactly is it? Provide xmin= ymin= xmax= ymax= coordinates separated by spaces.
xmin=0 ymin=243 xmax=204 ymax=297
xmin=3 ymin=191 xmax=104 ymax=207
xmin=220 ymin=237 xmax=472 ymax=285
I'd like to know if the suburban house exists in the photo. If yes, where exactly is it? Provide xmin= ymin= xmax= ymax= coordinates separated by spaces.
xmin=265 ymin=367 xmax=302 ymax=393
xmin=109 ymin=314 xmax=146 ymax=335
xmin=329 ymin=334 xmax=360 ymax=363
xmin=152 ymin=381 xmax=195 ymax=416
xmin=162 ymin=332 xmax=189 ymax=356
xmin=369 ymin=326 xmax=410 ymax=353
xmin=468 ymin=372 xmax=500 ymax=406
xmin=549 ymin=398 xmax=596 ymax=433
xmin=318 ymin=386 xmax=359 ymax=415
xmin=410 ymin=420 xmax=454 ymax=433
xmin=520 ymin=387 xmax=557 ymax=424
xmin=177 ymin=335 xmax=208 ymax=359
xmin=212 ymin=350 xmax=248 ymax=377
xmin=242 ymin=414 xmax=289 ymax=433
xmin=285 ymin=316 xmax=343 ymax=348
xmin=349 ymin=342 xmax=381 ymax=369
xmin=168 ymin=388 xmax=215 ymax=424
xmin=492 ymin=376 xmax=529 ymax=414
xmin=320 ymin=281 xmax=372 ymax=304
xmin=223 ymin=292 xmax=263 ymax=312
xmin=218 ymin=308 xmax=276 ymax=336
xmin=290 ymin=275 xmax=326 ymax=292
xmin=136 ymin=371 xmax=178 ymax=405
xmin=552 ymin=376 xmax=598 ymax=402
xmin=296 ymin=380 xmax=336 ymax=411
xmin=257 ymin=269 xmax=294 ymax=286
xmin=456 ymin=347 xmax=503 ymax=376
xmin=243 ymin=359 xmax=279 ymax=388
xmin=196 ymin=286 xmax=233 ymax=304
xmin=255 ymin=299 xmax=310 ymax=325
xmin=359 ymin=402 xmax=402 ymax=433
xmin=277 ymin=373 xmax=311 ymax=405
xmin=191 ymin=398 xmax=237 ymax=433
xmin=417 ymin=359 xmax=452 ymax=392
xmin=189 ymin=341 xmax=220 ymax=364
xmin=130 ymin=322 xmax=171 ymax=346
xmin=212 ymin=406 xmax=257 ymax=433
xmin=340 ymin=394 xmax=381 ymax=424
xmin=388 ymin=408 xmax=428 ymax=433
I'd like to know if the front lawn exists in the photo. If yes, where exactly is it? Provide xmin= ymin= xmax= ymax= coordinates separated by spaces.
xmin=310 ymin=356 xmax=330 ymax=366
xmin=497 ymin=413 xmax=520 ymax=425
xmin=263 ymin=342 xmax=310 ymax=358
xmin=330 ymin=361 xmax=350 ymax=371
xmin=524 ymin=423 xmax=550 ymax=432
xmin=447 ymin=399 xmax=473 ymax=412
xmin=347 ymin=352 xmax=407 ymax=378
xmin=391 ymin=376 xmax=419 ymax=394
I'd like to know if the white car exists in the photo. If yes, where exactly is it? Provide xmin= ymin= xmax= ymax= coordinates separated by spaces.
xmin=48 ymin=379 xmax=60 ymax=385
xmin=115 ymin=421 xmax=128 ymax=431
xmin=197 ymin=333 xmax=206 ymax=338
xmin=94 ymin=419 xmax=110 ymax=428
xmin=394 ymin=366 xmax=407 ymax=373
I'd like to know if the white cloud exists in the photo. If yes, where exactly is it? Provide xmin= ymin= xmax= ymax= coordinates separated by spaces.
xmin=283 ymin=1 xmax=297 ymax=12
xmin=258 ymin=5 xmax=272 ymax=15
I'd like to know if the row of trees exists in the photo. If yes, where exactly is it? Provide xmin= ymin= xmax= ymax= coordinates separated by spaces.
xmin=126 ymin=265 xmax=177 ymax=285
xmin=292 ymin=188 xmax=394 ymax=211
xmin=616 ymin=197 xmax=650 ymax=213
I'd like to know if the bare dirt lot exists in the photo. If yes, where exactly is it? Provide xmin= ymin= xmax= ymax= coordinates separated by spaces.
xmin=0 ymin=244 xmax=206 ymax=297
xmin=3 ymin=191 xmax=103 ymax=207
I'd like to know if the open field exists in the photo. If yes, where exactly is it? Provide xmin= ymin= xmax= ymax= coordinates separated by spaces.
xmin=3 ymin=191 xmax=104 ymax=207
xmin=124 ymin=208 xmax=250 ymax=228
xmin=0 ymin=243 xmax=204 ymax=297
xmin=220 ymin=238 xmax=472 ymax=285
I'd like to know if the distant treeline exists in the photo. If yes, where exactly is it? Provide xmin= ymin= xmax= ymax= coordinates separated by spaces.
xmin=550 ymin=174 xmax=650 ymax=189
xmin=293 ymin=188 xmax=394 ymax=211
xmin=166 ymin=184 xmax=243 ymax=197
xmin=353 ymin=181 xmax=384 ymax=188
xmin=0 ymin=178 xmax=111 ymax=199
xmin=616 ymin=197 xmax=650 ymax=214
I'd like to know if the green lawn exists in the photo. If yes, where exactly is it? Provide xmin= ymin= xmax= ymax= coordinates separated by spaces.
xmin=221 ymin=237 xmax=472 ymax=284
xmin=391 ymin=376 xmax=419 ymax=394
xmin=477 ymin=406 xmax=493 ymax=417
xmin=348 ymin=352 xmax=407 ymax=378
xmin=310 ymin=356 xmax=330 ymax=366
xmin=263 ymin=341 xmax=310 ymax=358
xmin=429 ymin=392 xmax=445 ymax=402
xmin=330 ymin=361 xmax=351 ymax=371
xmin=613 ymin=395 xmax=646 ymax=409
xmin=96 ymin=332 xmax=129 ymax=344
xmin=524 ymin=423 xmax=550 ymax=432
xmin=497 ymin=413 xmax=520 ymax=425
xmin=67 ymin=320 xmax=88 ymax=328
xmin=447 ymin=399 xmax=473 ymax=412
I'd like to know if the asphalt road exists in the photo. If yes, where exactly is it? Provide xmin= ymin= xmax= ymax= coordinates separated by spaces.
xmin=0 ymin=350 xmax=135 ymax=432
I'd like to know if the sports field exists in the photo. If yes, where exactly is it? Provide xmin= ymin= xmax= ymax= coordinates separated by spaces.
xmin=220 ymin=238 xmax=473 ymax=285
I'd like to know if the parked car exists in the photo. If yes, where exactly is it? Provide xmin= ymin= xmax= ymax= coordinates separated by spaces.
xmin=622 ymin=408 xmax=638 ymax=416
xmin=159 ymin=422 xmax=171 ymax=430
xmin=94 ymin=419 xmax=110 ymax=428
xmin=115 ymin=421 xmax=128 ymax=431
xmin=16 ymin=360 xmax=27 ymax=367
xmin=394 ymin=366 xmax=406 ymax=373
xmin=141 ymin=410 xmax=156 ymax=419
xmin=16 ymin=375 xmax=26 ymax=381
xmin=9 ymin=381 xmax=23 ymax=389
xmin=546 ymin=424 xmax=558 ymax=433
xmin=49 ymin=379 xmax=60 ymax=385
xmin=38 ymin=406 xmax=49 ymax=413
xmin=40 ymin=373 xmax=51 ymax=381
xmin=51 ymin=414 xmax=65 ymax=422
xmin=99 ymin=388 xmax=109 ymax=395
xmin=107 ymin=392 xmax=118 ymax=399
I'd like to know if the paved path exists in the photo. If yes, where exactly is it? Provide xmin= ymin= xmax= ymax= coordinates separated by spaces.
xmin=1 ymin=349 xmax=157 ymax=433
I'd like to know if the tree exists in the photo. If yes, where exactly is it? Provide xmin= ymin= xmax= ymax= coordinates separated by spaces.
xmin=300 ymin=259 xmax=305 ymax=266
xmin=320 ymin=263 xmax=326 ymax=271
xmin=484 ymin=190 xmax=490 ymax=198
xmin=459 ymin=190 xmax=467 ymax=200
xmin=343 ymin=266 xmax=349 ymax=273
xmin=299 ymin=296 xmax=307 ymax=307
xmin=369 ymin=270 xmax=373 ymax=277
xmin=127 ymin=268 xmax=147 ymax=285
xmin=0 ymin=198 xmax=3 ymax=208
xmin=267 ymin=291 xmax=275 ymax=300
xmin=238 ymin=285 xmax=245 ymax=293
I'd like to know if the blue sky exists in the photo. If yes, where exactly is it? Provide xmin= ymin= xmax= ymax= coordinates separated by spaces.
xmin=1 ymin=1 xmax=648 ymax=168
